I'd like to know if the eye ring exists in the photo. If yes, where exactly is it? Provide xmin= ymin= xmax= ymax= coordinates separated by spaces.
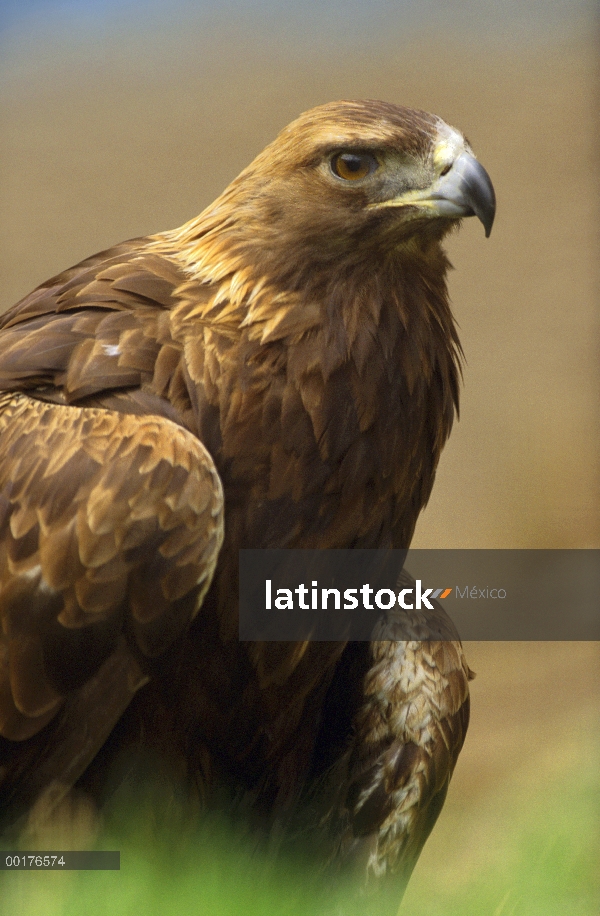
xmin=331 ymin=151 xmax=378 ymax=182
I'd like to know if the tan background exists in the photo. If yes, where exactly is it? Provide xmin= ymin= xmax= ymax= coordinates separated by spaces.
xmin=0 ymin=4 xmax=598 ymax=907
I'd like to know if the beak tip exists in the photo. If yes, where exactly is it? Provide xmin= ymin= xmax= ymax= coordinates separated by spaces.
xmin=470 ymin=158 xmax=496 ymax=238
xmin=449 ymin=152 xmax=496 ymax=239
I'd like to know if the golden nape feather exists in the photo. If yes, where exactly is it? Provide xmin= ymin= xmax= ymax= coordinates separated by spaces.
xmin=0 ymin=100 xmax=493 ymax=909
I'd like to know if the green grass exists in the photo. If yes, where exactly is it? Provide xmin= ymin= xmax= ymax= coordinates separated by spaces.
xmin=402 ymin=740 xmax=600 ymax=916
xmin=1 ymin=747 xmax=598 ymax=916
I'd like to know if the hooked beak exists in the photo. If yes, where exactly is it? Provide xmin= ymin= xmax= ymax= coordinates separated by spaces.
xmin=372 ymin=151 xmax=496 ymax=237
xmin=427 ymin=152 xmax=496 ymax=237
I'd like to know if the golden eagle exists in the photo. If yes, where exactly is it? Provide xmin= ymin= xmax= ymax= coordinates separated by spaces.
xmin=0 ymin=100 xmax=494 ymax=905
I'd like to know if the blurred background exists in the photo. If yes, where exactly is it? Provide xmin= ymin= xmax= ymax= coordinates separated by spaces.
xmin=0 ymin=2 xmax=598 ymax=914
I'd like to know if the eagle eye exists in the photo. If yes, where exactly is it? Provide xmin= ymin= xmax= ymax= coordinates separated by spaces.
xmin=330 ymin=151 xmax=378 ymax=182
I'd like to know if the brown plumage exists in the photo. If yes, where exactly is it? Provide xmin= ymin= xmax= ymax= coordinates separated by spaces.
xmin=0 ymin=100 xmax=493 ymax=906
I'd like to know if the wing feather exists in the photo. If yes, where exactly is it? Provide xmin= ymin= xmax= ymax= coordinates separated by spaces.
xmin=0 ymin=393 xmax=224 ymax=763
